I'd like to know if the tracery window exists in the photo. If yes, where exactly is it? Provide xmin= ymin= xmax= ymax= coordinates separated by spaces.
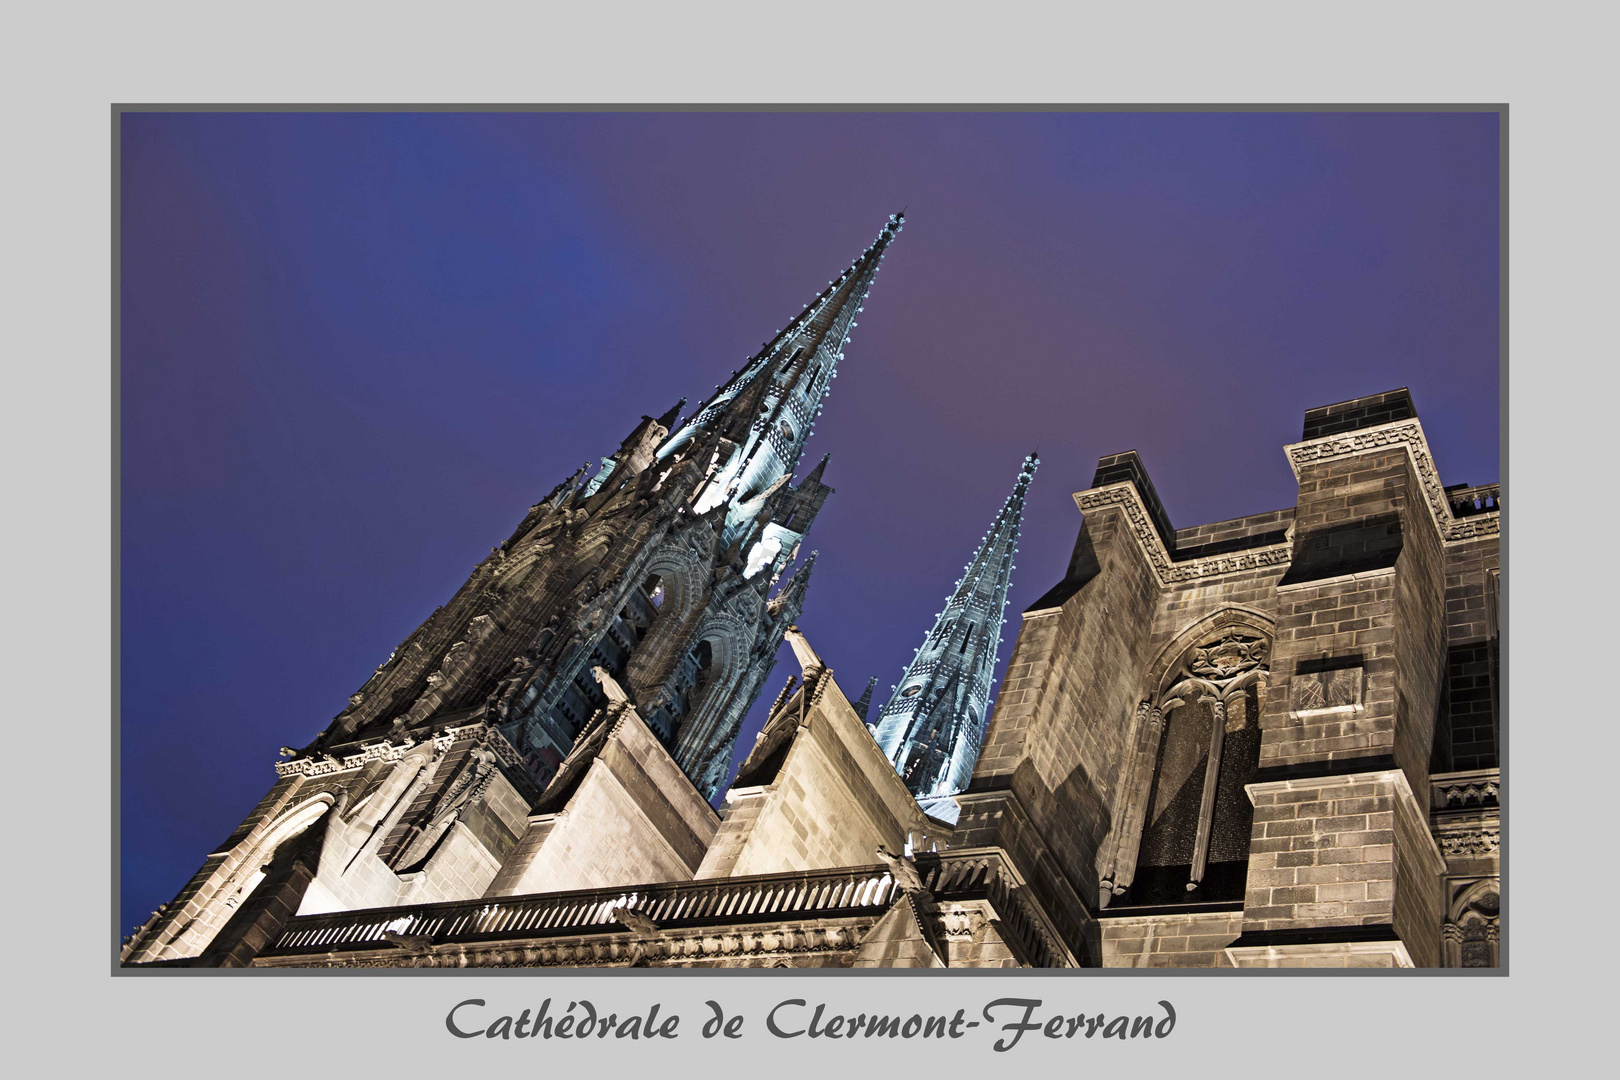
xmin=1121 ymin=628 xmax=1269 ymax=905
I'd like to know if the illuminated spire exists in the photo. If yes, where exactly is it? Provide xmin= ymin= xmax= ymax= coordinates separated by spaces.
xmin=659 ymin=213 xmax=905 ymax=545
xmin=872 ymin=453 xmax=1038 ymax=817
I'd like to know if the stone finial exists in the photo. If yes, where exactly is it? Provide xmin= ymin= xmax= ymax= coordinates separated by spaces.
xmin=783 ymin=626 xmax=824 ymax=672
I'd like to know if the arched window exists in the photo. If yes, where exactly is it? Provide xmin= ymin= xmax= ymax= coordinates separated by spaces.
xmin=1109 ymin=626 xmax=1270 ymax=906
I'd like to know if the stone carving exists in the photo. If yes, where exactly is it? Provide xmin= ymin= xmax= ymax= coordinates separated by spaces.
xmin=274 ymin=722 xmax=523 ymax=779
xmin=1287 ymin=666 xmax=1364 ymax=719
xmin=1443 ymin=881 xmax=1500 ymax=967
xmin=938 ymin=904 xmax=989 ymax=940
xmin=265 ymin=922 xmax=872 ymax=969
xmin=1188 ymin=631 xmax=1268 ymax=681
xmin=1439 ymin=829 xmax=1501 ymax=858
xmin=592 ymin=665 xmax=633 ymax=706
xmin=875 ymin=845 xmax=929 ymax=895
xmin=380 ymin=930 xmax=432 ymax=953
xmin=1432 ymin=772 xmax=1499 ymax=810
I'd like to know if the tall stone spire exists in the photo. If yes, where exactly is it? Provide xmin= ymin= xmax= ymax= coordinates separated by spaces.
xmin=660 ymin=213 xmax=904 ymax=548
xmin=872 ymin=453 xmax=1039 ymax=821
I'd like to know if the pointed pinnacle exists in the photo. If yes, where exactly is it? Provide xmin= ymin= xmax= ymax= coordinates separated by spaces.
xmin=804 ymin=453 xmax=831 ymax=485
xmin=656 ymin=397 xmax=687 ymax=430
xmin=853 ymin=675 xmax=879 ymax=722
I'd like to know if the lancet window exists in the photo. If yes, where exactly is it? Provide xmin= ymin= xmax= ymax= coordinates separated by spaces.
xmin=1107 ymin=625 xmax=1270 ymax=907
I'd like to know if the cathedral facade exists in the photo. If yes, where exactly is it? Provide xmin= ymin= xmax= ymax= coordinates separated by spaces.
xmin=122 ymin=218 xmax=1500 ymax=970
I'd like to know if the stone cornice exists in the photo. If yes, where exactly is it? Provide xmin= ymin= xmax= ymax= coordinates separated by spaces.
xmin=274 ymin=722 xmax=524 ymax=779
xmin=1073 ymin=484 xmax=1293 ymax=587
xmin=1283 ymin=418 xmax=1500 ymax=544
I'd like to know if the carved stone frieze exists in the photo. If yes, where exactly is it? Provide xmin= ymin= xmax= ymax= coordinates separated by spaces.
xmin=1432 ymin=770 xmax=1500 ymax=811
xmin=275 ymin=722 xmax=524 ymax=779
xmin=1188 ymin=631 xmax=1268 ymax=681
xmin=1075 ymin=484 xmax=1294 ymax=587
xmin=1438 ymin=828 xmax=1500 ymax=859
xmin=937 ymin=902 xmax=990 ymax=940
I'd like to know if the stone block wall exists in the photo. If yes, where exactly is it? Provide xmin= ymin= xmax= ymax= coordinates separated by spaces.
xmin=692 ymin=788 xmax=765 ymax=879
xmin=1391 ymin=775 xmax=1446 ymax=967
xmin=1263 ymin=573 xmax=1398 ymax=767
xmin=1441 ymin=538 xmax=1500 ymax=770
xmin=1172 ymin=508 xmax=1293 ymax=560
xmin=1100 ymin=910 xmax=1243 ymax=968
xmin=1390 ymin=455 xmax=1447 ymax=786
xmin=489 ymin=713 xmax=718 ymax=895
xmin=1243 ymin=773 xmax=1403 ymax=931
xmin=1301 ymin=388 xmax=1417 ymax=439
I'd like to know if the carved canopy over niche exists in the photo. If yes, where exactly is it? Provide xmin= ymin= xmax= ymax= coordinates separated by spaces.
xmin=1444 ymin=880 xmax=1500 ymax=968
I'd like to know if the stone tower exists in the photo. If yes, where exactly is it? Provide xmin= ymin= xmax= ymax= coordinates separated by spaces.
xmin=122 ymin=213 xmax=905 ymax=965
xmin=872 ymin=454 xmax=1037 ymax=821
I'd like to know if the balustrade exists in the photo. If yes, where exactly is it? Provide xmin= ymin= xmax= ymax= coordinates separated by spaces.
xmin=1447 ymin=484 xmax=1501 ymax=518
xmin=266 ymin=848 xmax=1068 ymax=966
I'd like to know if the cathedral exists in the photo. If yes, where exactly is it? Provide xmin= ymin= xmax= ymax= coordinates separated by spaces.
xmin=122 ymin=215 xmax=1500 ymax=970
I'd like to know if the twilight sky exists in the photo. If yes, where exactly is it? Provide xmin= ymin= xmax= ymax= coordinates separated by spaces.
xmin=119 ymin=111 xmax=1499 ymax=933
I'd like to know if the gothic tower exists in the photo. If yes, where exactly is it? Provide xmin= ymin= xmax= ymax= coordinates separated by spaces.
xmin=321 ymin=212 xmax=905 ymax=801
xmin=872 ymin=453 xmax=1037 ymax=820
xmin=121 ymin=213 xmax=905 ymax=965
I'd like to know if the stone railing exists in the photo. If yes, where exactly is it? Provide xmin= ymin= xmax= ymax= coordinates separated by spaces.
xmin=918 ymin=852 xmax=1071 ymax=969
xmin=1447 ymin=484 xmax=1501 ymax=519
xmin=264 ymin=847 xmax=1072 ymax=967
xmin=1431 ymin=768 xmax=1500 ymax=813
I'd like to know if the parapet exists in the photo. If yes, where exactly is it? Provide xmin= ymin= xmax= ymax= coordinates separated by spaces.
xmin=1301 ymin=387 xmax=1417 ymax=440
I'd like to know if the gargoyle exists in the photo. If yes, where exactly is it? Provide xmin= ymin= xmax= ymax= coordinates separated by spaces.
xmin=610 ymin=906 xmax=660 ymax=939
xmin=380 ymin=930 xmax=432 ymax=953
xmin=875 ymin=845 xmax=929 ymax=895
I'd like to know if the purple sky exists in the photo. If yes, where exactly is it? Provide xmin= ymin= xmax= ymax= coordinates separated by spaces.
xmin=118 ymin=111 xmax=1499 ymax=934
